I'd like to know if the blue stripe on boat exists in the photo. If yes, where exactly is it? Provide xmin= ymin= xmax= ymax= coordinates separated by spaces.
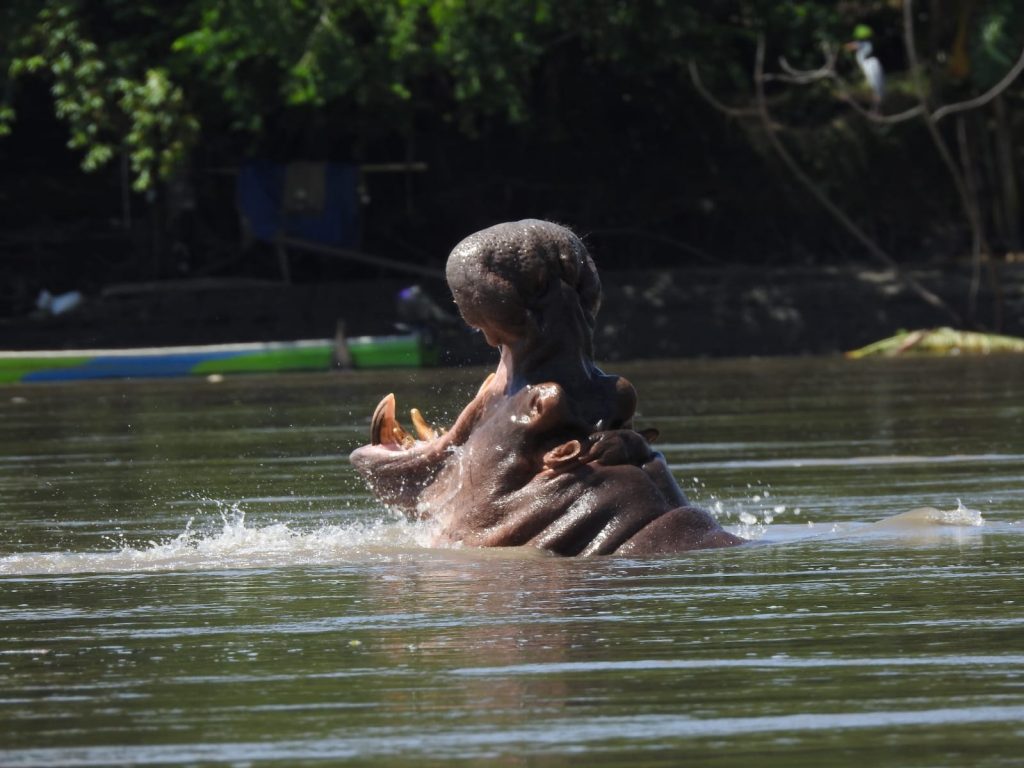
xmin=22 ymin=352 xmax=247 ymax=381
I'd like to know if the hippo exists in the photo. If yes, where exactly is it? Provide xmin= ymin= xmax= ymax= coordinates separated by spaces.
xmin=349 ymin=220 xmax=744 ymax=556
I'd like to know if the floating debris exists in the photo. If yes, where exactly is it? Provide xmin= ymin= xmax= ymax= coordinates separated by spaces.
xmin=846 ymin=327 xmax=1024 ymax=358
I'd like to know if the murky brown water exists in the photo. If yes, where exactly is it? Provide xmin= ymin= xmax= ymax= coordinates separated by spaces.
xmin=2 ymin=356 xmax=1022 ymax=766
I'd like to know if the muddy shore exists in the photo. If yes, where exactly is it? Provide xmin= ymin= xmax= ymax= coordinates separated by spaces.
xmin=2 ymin=263 xmax=1021 ymax=361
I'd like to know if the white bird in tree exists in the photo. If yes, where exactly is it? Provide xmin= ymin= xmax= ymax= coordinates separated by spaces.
xmin=846 ymin=40 xmax=885 ymax=111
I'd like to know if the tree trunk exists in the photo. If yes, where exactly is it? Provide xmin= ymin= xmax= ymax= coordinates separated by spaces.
xmin=992 ymin=94 xmax=1021 ymax=252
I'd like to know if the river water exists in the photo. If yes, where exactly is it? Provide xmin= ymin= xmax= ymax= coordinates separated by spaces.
xmin=1 ymin=356 xmax=1022 ymax=766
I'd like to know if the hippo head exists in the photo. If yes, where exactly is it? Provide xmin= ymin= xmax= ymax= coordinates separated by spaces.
xmin=446 ymin=219 xmax=601 ymax=375
xmin=349 ymin=220 xmax=743 ymax=556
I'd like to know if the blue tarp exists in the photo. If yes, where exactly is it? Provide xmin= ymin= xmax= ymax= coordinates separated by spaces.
xmin=237 ymin=161 xmax=360 ymax=248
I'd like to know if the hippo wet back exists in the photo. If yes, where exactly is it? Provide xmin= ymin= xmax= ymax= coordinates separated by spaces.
xmin=349 ymin=219 xmax=744 ymax=556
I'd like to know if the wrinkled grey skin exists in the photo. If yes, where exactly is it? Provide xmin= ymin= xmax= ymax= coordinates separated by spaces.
xmin=349 ymin=220 xmax=744 ymax=556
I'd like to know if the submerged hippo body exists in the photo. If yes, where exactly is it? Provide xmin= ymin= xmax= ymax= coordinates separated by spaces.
xmin=349 ymin=220 xmax=743 ymax=556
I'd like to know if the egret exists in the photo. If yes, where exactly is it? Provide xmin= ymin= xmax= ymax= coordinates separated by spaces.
xmin=846 ymin=40 xmax=885 ymax=110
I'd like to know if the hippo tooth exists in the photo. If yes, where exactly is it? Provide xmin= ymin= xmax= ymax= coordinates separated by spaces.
xmin=410 ymin=408 xmax=438 ymax=441
xmin=370 ymin=393 xmax=395 ymax=445
xmin=370 ymin=393 xmax=413 ymax=448
xmin=395 ymin=426 xmax=415 ymax=449
xmin=477 ymin=372 xmax=495 ymax=396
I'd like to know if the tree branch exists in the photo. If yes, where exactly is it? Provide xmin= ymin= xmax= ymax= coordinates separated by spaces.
xmin=776 ymin=42 xmax=837 ymax=82
xmin=933 ymin=43 xmax=1024 ymax=123
xmin=902 ymin=0 xmax=993 ymax=325
xmin=687 ymin=60 xmax=762 ymax=119
xmin=752 ymin=34 xmax=960 ymax=324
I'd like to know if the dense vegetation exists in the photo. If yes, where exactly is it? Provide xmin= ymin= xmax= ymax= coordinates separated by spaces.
xmin=2 ymin=1 xmax=1022 ymax=317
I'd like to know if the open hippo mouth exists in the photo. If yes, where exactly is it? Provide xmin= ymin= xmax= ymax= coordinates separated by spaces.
xmin=349 ymin=372 xmax=500 ymax=515
xmin=349 ymin=220 xmax=744 ymax=556
xmin=371 ymin=392 xmax=442 ymax=447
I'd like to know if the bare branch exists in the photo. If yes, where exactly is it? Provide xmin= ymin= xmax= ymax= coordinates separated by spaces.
xmin=693 ymin=5 xmax=1017 ymax=327
xmin=752 ymin=37 xmax=887 ymax=266
xmin=861 ymin=104 xmax=926 ymax=125
xmin=760 ymin=25 xmax=1024 ymax=131
xmin=687 ymin=60 xmax=762 ymax=119
xmin=932 ymin=44 xmax=1024 ymax=123
xmin=776 ymin=42 xmax=837 ymax=82
xmin=903 ymin=0 xmax=991 ymax=323
xmin=694 ymin=45 xmax=921 ymax=129
xmin=761 ymin=72 xmax=820 ymax=85
xmin=752 ymin=34 xmax=961 ymax=324
xmin=769 ymin=41 xmax=925 ymax=124
xmin=832 ymin=72 xmax=926 ymax=124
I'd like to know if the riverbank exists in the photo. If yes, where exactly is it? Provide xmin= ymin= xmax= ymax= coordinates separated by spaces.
xmin=1 ymin=263 xmax=1021 ymax=361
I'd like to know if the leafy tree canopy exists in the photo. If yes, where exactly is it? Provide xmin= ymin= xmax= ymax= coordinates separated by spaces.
xmin=0 ymin=0 xmax=862 ymax=188
xmin=1 ymin=0 xmax=1018 ymax=192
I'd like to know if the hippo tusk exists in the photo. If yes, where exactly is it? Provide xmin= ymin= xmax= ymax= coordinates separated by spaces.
xmin=477 ymin=372 xmax=495 ymax=396
xmin=370 ymin=393 xmax=414 ymax=448
xmin=410 ymin=408 xmax=439 ymax=441
xmin=369 ymin=393 xmax=395 ymax=445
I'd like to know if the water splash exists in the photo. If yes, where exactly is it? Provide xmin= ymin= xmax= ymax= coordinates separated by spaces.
xmin=945 ymin=498 xmax=985 ymax=526
xmin=703 ymin=483 xmax=790 ymax=541
xmin=0 ymin=495 xmax=992 ymax=577
xmin=0 ymin=504 xmax=437 ymax=577
xmin=873 ymin=499 xmax=985 ymax=529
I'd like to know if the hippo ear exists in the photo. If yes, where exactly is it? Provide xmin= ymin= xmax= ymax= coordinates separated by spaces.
xmin=639 ymin=428 xmax=659 ymax=444
xmin=543 ymin=439 xmax=583 ymax=470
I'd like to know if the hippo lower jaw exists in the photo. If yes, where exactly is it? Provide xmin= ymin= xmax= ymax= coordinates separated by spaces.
xmin=349 ymin=377 xmax=497 ymax=514
xmin=348 ymin=395 xmax=452 ymax=515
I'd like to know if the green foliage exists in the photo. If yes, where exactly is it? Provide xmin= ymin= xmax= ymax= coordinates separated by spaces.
xmin=0 ymin=105 xmax=14 ymax=138
xmin=5 ymin=0 xmax=198 ymax=190
xmin=167 ymin=0 xmax=564 ymax=133
xmin=6 ymin=0 xmax=681 ymax=176
xmin=971 ymin=0 xmax=1024 ymax=89
xmin=118 ymin=70 xmax=199 ymax=191
xmin=10 ymin=0 xmax=1009 ymax=201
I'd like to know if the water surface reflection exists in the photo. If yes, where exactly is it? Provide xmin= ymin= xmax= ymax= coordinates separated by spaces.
xmin=1 ymin=356 xmax=1022 ymax=766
